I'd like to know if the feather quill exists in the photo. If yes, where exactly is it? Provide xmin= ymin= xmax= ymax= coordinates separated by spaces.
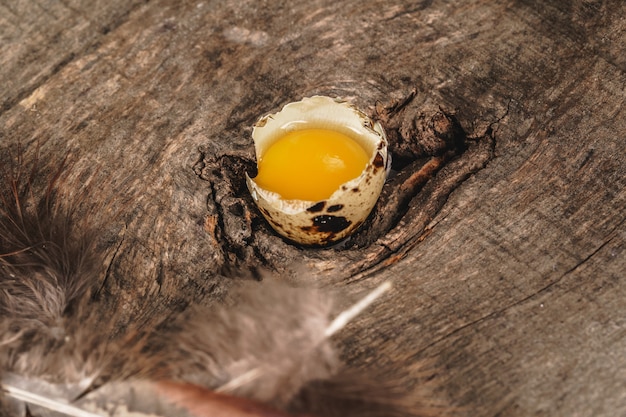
xmin=213 ymin=281 xmax=392 ymax=396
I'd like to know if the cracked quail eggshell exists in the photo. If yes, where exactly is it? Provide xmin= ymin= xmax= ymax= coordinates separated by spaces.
xmin=246 ymin=96 xmax=388 ymax=246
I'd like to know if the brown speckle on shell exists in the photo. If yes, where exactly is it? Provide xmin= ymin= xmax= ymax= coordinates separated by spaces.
xmin=300 ymin=215 xmax=352 ymax=237
xmin=373 ymin=152 xmax=385 ymax=169
xmin=259 ymin=207 xmax=270 ymax=216
xmin=255 ymin=116 xmax=269 ymax=128
xmin=311 ymin=215 xmax=351 ymax=233
xmin=306 ymin=201 xmax=326 ymax=213
xmin=327 ymin=204 xmax=344 ymax=213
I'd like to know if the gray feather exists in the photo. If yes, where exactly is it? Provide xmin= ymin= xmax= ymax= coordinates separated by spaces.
xmin=145 ymin=281 xmax=339 ymax=407
xmin=0 ymin=152 xmax=444 ymax=417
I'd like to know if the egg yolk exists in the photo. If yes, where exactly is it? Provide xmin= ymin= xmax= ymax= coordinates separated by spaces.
xmin=254 ymin=128 xmax=370 ymax=201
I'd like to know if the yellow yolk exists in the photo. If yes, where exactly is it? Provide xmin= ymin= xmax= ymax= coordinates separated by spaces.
xmin=254 ymin=128 xmax=370 ymax=201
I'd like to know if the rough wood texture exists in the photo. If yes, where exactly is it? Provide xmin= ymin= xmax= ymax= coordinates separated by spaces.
xmin=0 ymin=0 xmax=146 ymax=112
xmin=1 ymin=0 xmax=625 ymax=416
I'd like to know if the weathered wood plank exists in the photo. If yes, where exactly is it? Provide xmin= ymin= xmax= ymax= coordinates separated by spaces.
xmin=0 ymin=0 xmax=146 ymax=112
xmin=1 ymin=0 xmax=625 ymax=415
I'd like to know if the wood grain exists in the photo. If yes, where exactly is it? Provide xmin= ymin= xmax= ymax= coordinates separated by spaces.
xmin=1 ymin=0 xmax=624 ymax=415
xmin=0 ymin=0 xmax=147 ymax=112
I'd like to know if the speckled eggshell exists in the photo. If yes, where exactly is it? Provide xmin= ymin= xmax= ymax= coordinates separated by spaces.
xmin=246 ymin=96 xmax=388 ymax=246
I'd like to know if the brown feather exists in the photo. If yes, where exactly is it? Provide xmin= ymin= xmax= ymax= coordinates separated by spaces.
xmin=0 ymin=149 xmax=103 ymax=380
xmin=0 ymin=151 xmax=95 ymax=325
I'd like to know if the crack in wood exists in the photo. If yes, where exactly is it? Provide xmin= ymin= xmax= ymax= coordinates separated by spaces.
xmin=413 ymin=229 xmax=622 ymax=361
xmin=95 ymin=228 xmax=126 ymax=299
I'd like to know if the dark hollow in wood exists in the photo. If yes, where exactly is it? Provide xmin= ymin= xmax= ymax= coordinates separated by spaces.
xmin=194 ymin=95 xmax=493 ymax=278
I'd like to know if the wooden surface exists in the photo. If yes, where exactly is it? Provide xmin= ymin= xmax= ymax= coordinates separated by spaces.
xmin=1 ymin=0 xmax=625 ymax=415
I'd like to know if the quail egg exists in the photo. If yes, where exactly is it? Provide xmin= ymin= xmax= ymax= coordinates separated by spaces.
xmin=246 ymin=96 xmax=388 ymax=246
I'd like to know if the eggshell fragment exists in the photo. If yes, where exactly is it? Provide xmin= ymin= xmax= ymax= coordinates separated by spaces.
xmin=246 ymin=96 xmax=388 ymax=246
